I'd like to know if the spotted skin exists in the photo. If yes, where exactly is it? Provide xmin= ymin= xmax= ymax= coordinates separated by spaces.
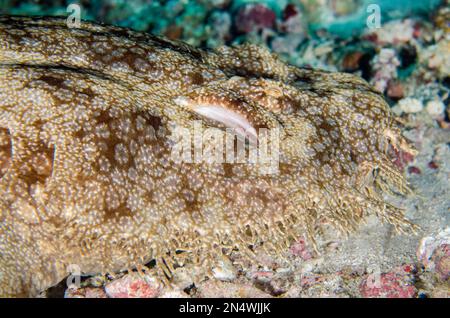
xmin=0 ymin=16 xmax=415 ymax=297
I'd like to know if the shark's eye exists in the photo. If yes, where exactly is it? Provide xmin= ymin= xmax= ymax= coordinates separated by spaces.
xmin=174 ymin=96 xmax=258 ymax=144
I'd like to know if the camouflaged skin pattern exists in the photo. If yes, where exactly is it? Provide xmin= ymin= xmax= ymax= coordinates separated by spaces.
xmin=0 ymin=16 xmax=415 ymax=296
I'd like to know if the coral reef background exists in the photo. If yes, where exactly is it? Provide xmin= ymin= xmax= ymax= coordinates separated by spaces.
xmin=0 ymin=0 xmax=448 ymax=298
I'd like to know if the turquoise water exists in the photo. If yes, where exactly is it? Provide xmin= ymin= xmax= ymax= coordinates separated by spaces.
xmin=0 ymin=0 xmax=443 ymax=42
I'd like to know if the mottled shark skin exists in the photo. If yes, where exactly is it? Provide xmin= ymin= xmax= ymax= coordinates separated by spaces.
xmin=0 ymin=16 xmax=416 ymax=297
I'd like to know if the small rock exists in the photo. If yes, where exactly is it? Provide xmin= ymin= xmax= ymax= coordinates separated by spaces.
xmin=212 ymin=257 xmax=237 ymax=281
xmin=171 ymin=267 xmax=196 ymax=290
xmin=387 ymin=81 xmax=404 ymax=99
xmin=359 ymin=265 xmax=417 ymax=298
xmin=64 ymin=287 xmax=107 ymax=298
xmin=342 ymin=51 xmax=364 ymax=71
xmin=434 ymin=245 xmax=450 ymax=281
xmin=417 ymin=228 xmax=450 ymax=282
xmin=104 ymin=273 xmax=161 ymax=298
xmin=408 ymin=166 xmax=421 ymax=175
xmin=235 ymin=4 xmax=276 ymax=34
xmin=438 ymin=119 xmax=450 ymax=130
xmin=420 ymin=38 xmax=450 ymax=78
xmin=370 ymin=48 xmax=400 ymax=93
xmin=417 ymin=228 xmax=450 ymax=268
xmin=398 ymin=97 xmax=423 ymax=114
xmin=425 ymin=100 xmax=445 ymax=118
xmin=365 ymin=19 xmax=415 ymax=45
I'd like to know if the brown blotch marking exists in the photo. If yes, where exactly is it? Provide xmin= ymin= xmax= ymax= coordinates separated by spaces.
xmin=350 ymin=151 xmax=358 ymax=164
xmin=33 ymin=143 xmax=54 ymax=178
xmin=91 ymin=111 xmax=163 ymax=175
xmin=318 ymin=120 xmax=336 ymax=135
xmin=74 ymin=129 xmax=86 ymax=140
xmin=143 ymin=113 xmax=162 ymax=133
xmin=249 ymin=188 xmax=271 ymax=208
xmin=180 ymin=194 xmax=202 ymax=216
xmin=82 ymin=87 xmax=95 ymax=97
xmin=222 ymin=163 xmax=235 ymax=178
xmin=308 ymin=147 xmax=328 ymax=167
xmin=0 ymin=127 xmax=12 ymax=178
xmin=177 ymin=175 xmax=202 ymax=215
xmin=103 ymin=202 xmax=134 ymax=221
xmin=21 ymin=142 xmax=55 ymax=187
xmin=39 ymin=75 xmax=65 ymax=88
xmin=278 ymin=96 xmax=296 ymax=114
xmin=115 ymin=51 xmax=147 ymax=72
xmin=91 ymin=110 xmax=125 ymax=169
xmin=189 ymin=72 xmax=204 ymax=85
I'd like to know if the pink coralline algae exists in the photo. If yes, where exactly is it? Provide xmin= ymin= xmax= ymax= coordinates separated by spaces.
xmin=433 ymin=245 xmax=450 ymax=281
xmin=300 ymin=273 xmax=325 ymax=289
xmin=104 ymin=273 xmax=161 ymax=298
xmin=370 ymin=48 xmax=400 ymax=93
xmin=418 ymin=230 xmax=450 ymax=282
xmin=235 ymin=4 xmax=276 ymax=33
xmin=289 ymin=237 xmax=315 ymax=261
xmin=391 ymin=148 xmax=416 ymax=171
xmin=279 ymin=4 xmax=304 ymax=34
xmin=407 ymin=166 xmax=421 ymax=175
xmin=359 ymin=265 xmax=417 ymax=298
